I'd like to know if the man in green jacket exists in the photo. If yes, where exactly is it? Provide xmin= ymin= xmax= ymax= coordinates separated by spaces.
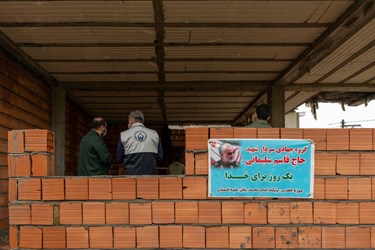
xmin=77 ymin=117 xmax=112 ymax=176
xmin=245 ymin=103 xmax=272 ymax=128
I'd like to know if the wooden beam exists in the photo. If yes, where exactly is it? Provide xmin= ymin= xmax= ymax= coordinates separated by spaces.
xmin=36 ymin=58 xmax=292 ymax=63
xmin=270 ymin=86 xmax=285 ymax=127
xmin=275 ymin=0 xmax=375 ymax=86
xmin=285 ymin=83 xmax=375 ymax=92
xmin=153 ymin=0 xmax=167 ymax=123
xmin=18 ymin=42 xmax=310 ymax=47
xmin=61 ymin=81 xmax=272 ymax=91
xmin=0 ymin=22 xmax=330 ymax=28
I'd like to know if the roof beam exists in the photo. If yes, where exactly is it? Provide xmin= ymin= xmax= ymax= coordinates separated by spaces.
xmin=153 ymin=0 xmax=167 ymax=123
xmin=36 ymin=58 xmax=292 ymax=63
xmin=61 ymin=81 xmax=272 ymax=91
xmin=286 ymin=83 xmax=375 ymax=92
xmin=0 ymin=22 xmax=330 ymax=28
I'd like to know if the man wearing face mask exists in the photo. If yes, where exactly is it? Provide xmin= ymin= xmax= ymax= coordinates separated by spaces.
xmin=116 ymin=110 xmax=163 ymax=175
xmin=77 ymin=117 xmax=113 ymax=176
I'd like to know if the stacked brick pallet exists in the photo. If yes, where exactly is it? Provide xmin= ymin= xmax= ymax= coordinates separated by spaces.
xmin=7 ymin=128 xmax=375 ymax=249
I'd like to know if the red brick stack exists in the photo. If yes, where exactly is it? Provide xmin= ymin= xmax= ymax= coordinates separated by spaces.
xmin=7 ymin=128 xmax=375 ymax=249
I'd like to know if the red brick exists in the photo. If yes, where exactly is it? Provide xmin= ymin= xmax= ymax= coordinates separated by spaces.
xmin=18 ymin=179 xmax=42 ymax=200
xmin=8 ymin=154 xmax=31 ymax=177
xmin=106 ymin=202 xmax=129 ymax=224
xmin=222 ymin=202 xmax=244 ymax=224
xmin=199 ymin=201 xmax=221 ymax=224
xmin=129 ymin=203 xmax=152 ymax=224
xmin=210 ymin=127 xmax=234 ymax=138
xmin=325 ymin=177 xmax=348 ymax=199
xmin=175 ymin=201 xmax=198 ymax=223
xmin=24 ymin=129 xmax=54 ymax=153
xmin=303 ymin=128 xmax=327 ymax=150
xmin=244 ymin=202 xmax=267 ymax=224
xmin=314 ymin=202 xmax=336 ymax=224
xmin=298 ymin=227 xmax=321 ymax=248
xmin=233 ymin=127 xmax=257 ymax=139
xmin=360 ymin=202 xmax=375 ymax=224
xmin=42 ymin=178 xmax=65 ymax=200
xmin=346 ymin=226 xmax=371 ymax=248
xmin=152 ymin=201 xmax=174 ymax=224
xmin=349 ymin=177 xmax=372 ymax=200
xmin=290 ymin=202 xmax=313 ymax=224
xmin=9 ymin=204 xmax=30 ymax=225
xmin=183 ymin=226 xmax=205 ymax=248
xmin=9 ymin=226 xmax=18 ymax=249
xmin=185 ymin=127 xmax=209 ymax=150
xmin=337 ymin=202 xmax=359 ymax=224
xmin=160 ymin=225 xmax=182 ymax=248
xmin=350 ymin=128 xmax=373 ymax=150
xmin=82 ymin=202 xmax=105 ymax=224
xmin=159 ymin=177 xmax=182 ymax=199
xmin=137 ymin=177 xmax=159 ymax=199
xmin=229 ymin=226 xmax=252 ymax=248
xmin=280 ymin=128 xmax=303 ymax=139
xmin=31 ymin=153 xmax=54 ymax=176
xmin=275 ymin=227 xmax=298 ymax=248
xmin=252 ymin=226 xmax=275 ymax=248
xmin=19 ymin=226 xmax=42 ymax=249
xmin=373 ymin=128 xmax=375 ymax=150
xmin=8 ymin=130 xmax=25 ymax=153
xmin=183 ymin=176 xmax=207 ymax=199
xmin=136 ymin=226 xmax=159 ymax=248
xmin=360 ymin=153 xmax=375 ymax=175
xmin=315 ymin=153 xmax=336 ymax=175
xmin=313 ymin=178 xmax=325 ymax=199
xmin=112 ymin=177 xmax=136 ymax=200
xmin=195 ymin=152 xmax=208 ymax=175
xmin=257 ymin=128 xmax=280 ymax=138
xmin=66 ymin=227 xmax=89 ymax=249
xmin=60 ymin=202 xmax=82 ymax=224
xmin=114 ymin=227 xmax=135 ymax=249
xmin=372 ymin=227 xmax=375 ymax=248
xmin=206 ymin=226 xmax=228 ymax=248
xmin=8 ymin=178 xmax=17 ymax=202
xmin=268 ymin=202 xmax=290 ymax=224
xmin=210 ymin=127 xmax=233 ymax=139
xmin=43 ymin=227 xmax=66 ymax=248
xmin=89 ymin=227 xmax=113 ymax=249
xmin=373 ymin=178 xmax=375 ymax=199
xmin=185 ymin=152 xmax=195 ymax=175
xmin=31 ymin=203 xmax=53 ymax=225
xmin=327 ymin=129 xmax=349 ymax=150
xmin=322 ymin=227 xmax=345 ymax=248
xmin=65 ymin=177 xmax=88 ymax=200
xmin=337 ymin=153 xmax=360 ymax=175
xmin=89 ymin=178 xmax=112 ymax=200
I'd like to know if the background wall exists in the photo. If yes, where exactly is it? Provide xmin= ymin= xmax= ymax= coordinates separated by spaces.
xmin=0 ymin=47 xmax=51 ymax=229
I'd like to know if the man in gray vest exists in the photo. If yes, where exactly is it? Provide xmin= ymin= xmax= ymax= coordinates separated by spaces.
xmin=116 ymin=110 xmax=163 ymax=175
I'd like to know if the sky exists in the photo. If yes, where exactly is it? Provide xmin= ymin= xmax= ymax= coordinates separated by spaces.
xmin=296 ymin=100 xmax=375 ymax=128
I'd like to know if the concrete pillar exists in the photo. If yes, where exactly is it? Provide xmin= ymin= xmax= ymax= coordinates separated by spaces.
xmin=269 ymin=86 xmax=285 ymax=128
xmin=51 ymin=84 xmax=66 ymax=176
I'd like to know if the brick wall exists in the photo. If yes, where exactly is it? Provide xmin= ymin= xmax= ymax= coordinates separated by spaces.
xmin=8 ymin=128 xmax=375 ymax=249
xmin=0 ymin=47 xmax=52 ymax=229
xmin=65 ymin=99 xmax=91 ymax=176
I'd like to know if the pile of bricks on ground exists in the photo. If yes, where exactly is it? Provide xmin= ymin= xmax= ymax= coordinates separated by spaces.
xmin=7 ymin=128 xmax=375 ymax=249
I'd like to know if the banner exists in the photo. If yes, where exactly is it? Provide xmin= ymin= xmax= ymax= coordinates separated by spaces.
xmin=208 ymin=139 xmax=314 ymax=198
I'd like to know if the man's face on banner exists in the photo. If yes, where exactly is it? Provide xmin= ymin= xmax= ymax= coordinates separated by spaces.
xmin=221 ymin=145 xmax=235 ymax=164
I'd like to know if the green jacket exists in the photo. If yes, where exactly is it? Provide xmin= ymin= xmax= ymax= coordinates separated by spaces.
xmin=77 ymin=130 xmax=112 ymax=176
xmin=245 ymin=120 xmax=272 ymax=128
